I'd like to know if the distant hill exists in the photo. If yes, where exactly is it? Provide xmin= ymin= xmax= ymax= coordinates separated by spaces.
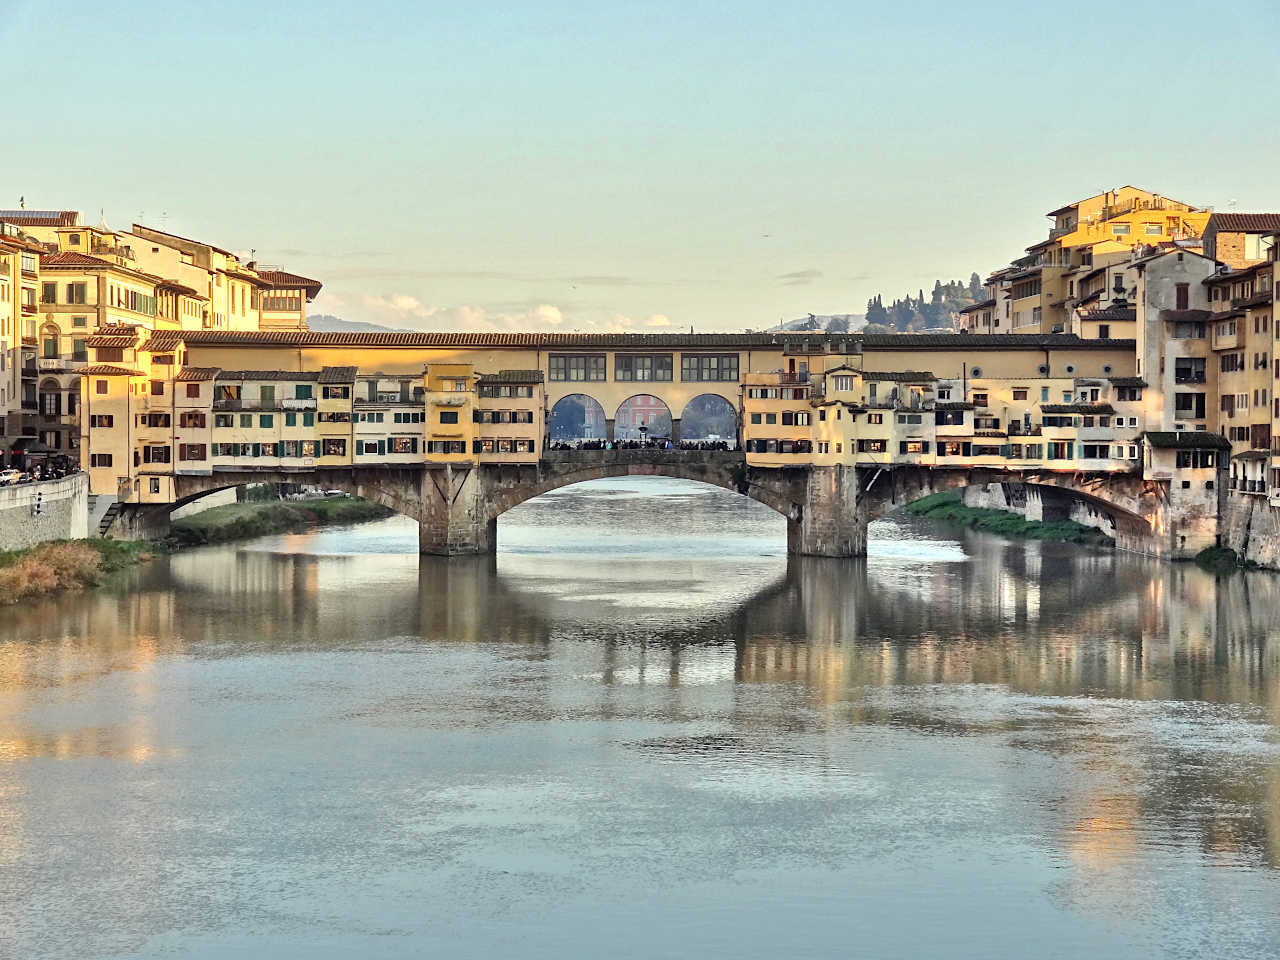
xmin=767 ymin=313 xmax=865 ymax=334
xmin=307 ymin=314 xmax=406 ymax=333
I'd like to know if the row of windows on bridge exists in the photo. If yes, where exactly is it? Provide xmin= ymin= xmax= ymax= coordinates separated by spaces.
xmin=549 ymin=354 xmax=739 ymax=382
xmin=88 ymin=436 xmax=544 ymax=469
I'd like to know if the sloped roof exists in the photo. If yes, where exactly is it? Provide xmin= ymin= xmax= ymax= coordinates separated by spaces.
xmin=861 ymin=333 xmax=1134 ymax=350
xmin=85 ymin=334 xmax=138 ymax=348
xmin=1108 ymin=377 xmax=1147 ymax=388
xmin=318 ymin=365 xmax=357 ymax=383
xmin=1086 ymin=305 xmax=1137 ymax=322
xmin=1041 ymin=403 xmax=1116 ymax=414
xmin=1144 ymin=431 xmax=1231 ymax=450
xmin=476 ymin=369 xmax=544 ymax=383
xmin=0 ymin=210 xmax=78 ymax=227
xmin=255 ymin=269 xmax=323 ymax=295
xmin=136 ymin=329 xmax=783 ymax=350
xmin=174 ymin=367 xmax=220 ymax=382
xmin=215 ymin=369 xmax=321 ymax=381
xmin=41 ymin=252 xmax=112 ymax=268
xmin=862 ymin=370 xmax=935 ymax=382
xmin=1209 ymin=213 xmax=1280 ymax=233
xmin=79 ymin=364 xmax=141 ymax=376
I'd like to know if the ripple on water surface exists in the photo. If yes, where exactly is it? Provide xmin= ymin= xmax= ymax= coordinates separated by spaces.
xmin=0 ymin=477 xmax=1278 ymax=959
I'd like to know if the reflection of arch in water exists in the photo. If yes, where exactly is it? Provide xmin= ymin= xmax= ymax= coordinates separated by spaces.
xmin=615 ymin=394 xmax=672 ymax=439
xmin=548 ymin=394 xmax=608 ymax=441
xmin=680 ymin=393 xmax=739 ymax=444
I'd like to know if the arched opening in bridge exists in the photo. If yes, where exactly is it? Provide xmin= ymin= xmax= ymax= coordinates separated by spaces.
xmin=497 ymin=475 xmax=787 ymax=559
xmin=615 ymin=395 xmax=671 ymax=441
xmin=887 ymin=478 xmax=1152 ymax=550
xmin=680 ymin=394 xmax=738 ymax=448
xmin=548 ymin=394 xmax=608 ymax=444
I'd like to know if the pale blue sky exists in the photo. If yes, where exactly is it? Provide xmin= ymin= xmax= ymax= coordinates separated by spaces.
xmin=3 ymin=0 xmax=1278 ymax=331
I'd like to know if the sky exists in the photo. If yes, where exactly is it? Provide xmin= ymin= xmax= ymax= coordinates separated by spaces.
xmin=2 ymin=0 xmax=1279 ymax=333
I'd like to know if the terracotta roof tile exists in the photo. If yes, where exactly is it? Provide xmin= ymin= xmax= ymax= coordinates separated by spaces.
xmin=41 ymin=251 xmax=113 ymax=267
xmin=79 ymin=364 xmax=142 ymax=376
xmin=0 ymin=210 xmax=78 ymax=227
xmin=318 ymin=365 xmax=357 ymax=383
xmin=1210 ymin=213 xmax=1280 ymax=233
xmin=174 ymin=367 xmax=221 ymax=382
xmin=255 ymin=269 xmax=323 ymax=294
xmin=214 ymin=369 xmax=322 ymax=381
xmin=476 ymin=369 xmax=545 ymax=383
xmin=85 ymin=334 xmax=138 ymax=348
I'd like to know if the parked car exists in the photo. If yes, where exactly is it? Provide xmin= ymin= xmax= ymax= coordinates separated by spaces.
xmin=323 ymin=489 xmax=350 ymax=498
xmin=0 ymin=469 xmax=21 ymax=486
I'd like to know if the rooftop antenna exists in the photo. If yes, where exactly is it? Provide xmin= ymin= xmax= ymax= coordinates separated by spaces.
xmin=18 ymin=196 xmax=24 ymax=209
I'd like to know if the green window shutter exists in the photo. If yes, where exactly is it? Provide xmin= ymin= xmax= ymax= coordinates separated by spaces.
xmin=303 ymin=412 xmax=314 ymax=427
xmin=285 ymin=412 xmax=296 ymax=426
xmin=378 ymin=440 xmax=386 ymax=456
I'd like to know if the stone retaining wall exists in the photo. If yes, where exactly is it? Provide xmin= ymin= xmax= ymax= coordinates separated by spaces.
xmin=0 ymin=474 xmax=89 ymax=551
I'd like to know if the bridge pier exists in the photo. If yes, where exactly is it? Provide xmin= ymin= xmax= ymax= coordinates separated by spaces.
xmin=785 ymin=465 xmax=867 ymax=557
xmin=418 ymin=465 xmax=497 ymax=555
xmin=669 ymin=418 xmax=681 ymax=443
xmin=107 ymin=502 xmax=172 ymax=541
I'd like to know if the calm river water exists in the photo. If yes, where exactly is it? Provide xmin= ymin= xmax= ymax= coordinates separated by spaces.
xmin=2 ymin=478 xmax=1279 ymax=958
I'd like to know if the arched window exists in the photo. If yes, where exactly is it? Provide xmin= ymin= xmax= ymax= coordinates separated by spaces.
xmin=40 ymin=322 xmax=60 ymax=359
xmin=38 ymin=377 xmax=61 ymax=418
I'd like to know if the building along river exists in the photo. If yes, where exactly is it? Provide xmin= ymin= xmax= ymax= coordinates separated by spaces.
xmin=1 ymin=477 xmax=1278 ymax=959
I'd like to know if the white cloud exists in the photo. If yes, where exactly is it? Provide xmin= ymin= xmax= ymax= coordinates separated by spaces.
xmin=646 ymin=314 xmax=672 ymax=327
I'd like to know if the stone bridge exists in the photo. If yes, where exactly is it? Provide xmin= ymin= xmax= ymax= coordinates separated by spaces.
xmin=112 ymin=452 xmax=1189 ymax=559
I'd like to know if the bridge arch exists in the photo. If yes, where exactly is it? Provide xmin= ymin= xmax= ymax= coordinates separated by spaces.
xmin=548 ymin=393 xmax=607 ymax=443
xmin=866 ymin=466 xmax=1158 ymax=548
xmin=614 ymin=394 xmax=672 ymax=440
xmin=680 ymin=393 xmax=739 ymax=445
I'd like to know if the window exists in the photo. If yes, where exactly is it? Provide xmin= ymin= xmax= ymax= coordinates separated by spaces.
xmin=90 ymin=453 xmax=112 ymax=467
xmin=440 ymin=410 xmax=459 ymax=424
xmin=89 ymin=414 xmax=113 ymax=428
xmin=179 ymin=444 xmax=207 ymax=461
xmin=322 ymin=385 xmax=350 ymax=399
xmin=41 ymin=282 xmax=56 ymax=304
xmin=142 ymin=445 xmax=171 ymax=463
xmin=285 ymin=412 xmax=296 ymax=426
xmin=615 ymin=354 xmax=673 ymax=382
xmin=95 ymin=380 xmax=108 ymax=395
xmin=259 ymin=414 xmax=273 ymax=428
xmin=972 ymin=392 xmax=988 ymax=407
xmin=295 ymin=384 xmax=313 ymax=400
xmin=185 ymin=383 xmax=201 ymax=398
xmin=750 ymin=413 xmax=761 ymax=424
xmin=1098 ymin=324 xmax=1110 ymax=339
xmin=179 ymin=412 xmax=205 ymax=428
xmin=214 ymin=414 xmax=233 ymax=428
xmin=239 ymin=414 xmax=252 ymax=428
xmin=1145 ymin=223 xmax=1161 ymax=235
xmin=303 ymin=412 xmax=315 ymax=427
xmin=1176 ymin=283 xmax=1189 ymax=311
xmin=1112 ymin=223 xmax=1130 ymax=235
xmin=549 ymin=354 xmax=606 ymax=381
xmin=765 ymin=413 xmax=776 ymax=424
xmin=832 ymin=375 xmax=854 ymax=392
xmin=322 ymin=438 xmax=347 ymax=457
xmin=66 ymin=283 xmax=87 ymax=304
xmin=867 ymin=413 xmax=883 ymax=424
xmin=150 ymin=380 xmax=164 ymax=396
xmin=1012 ymin=389 xmax=1027 ymax=401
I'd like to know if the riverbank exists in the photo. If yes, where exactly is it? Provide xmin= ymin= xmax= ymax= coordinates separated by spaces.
xmin=0 ymin=539 xmax=160 ymax=604
xmin=907 ymin=491 xmax=1115 ymax=546
xmin=170 ymin=495 xmax=394 ymax=546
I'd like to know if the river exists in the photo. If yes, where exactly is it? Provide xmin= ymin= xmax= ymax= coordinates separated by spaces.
xmin=1 ymin=478 xmax=1278 ymax=959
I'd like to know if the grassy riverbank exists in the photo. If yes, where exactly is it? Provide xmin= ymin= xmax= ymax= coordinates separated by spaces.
xmin=170 ymin=495 xmax=393 ymax=546
xmin=906 ymin=491 xmax=1115 ymax=546
xmin=0 ymin=539 xmax=160 ymax=604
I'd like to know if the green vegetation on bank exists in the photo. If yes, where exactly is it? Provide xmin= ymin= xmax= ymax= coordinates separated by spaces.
xmin=1194 ymin=546 xmax=1255 ymax=574
xmin=906 ymin=491 xmax=1115 ymax=546
xmin=171 ymin=495 xmax=393 ymax=546
xmin=0 ymin=539 xmax=161 ymax=604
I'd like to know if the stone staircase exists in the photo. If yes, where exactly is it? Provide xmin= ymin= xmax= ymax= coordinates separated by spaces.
xmin=87 ymin=495 xmax=119 ymax=537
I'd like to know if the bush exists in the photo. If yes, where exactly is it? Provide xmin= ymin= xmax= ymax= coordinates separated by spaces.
xmin=0 ymin=541 xmax=104 ymax=603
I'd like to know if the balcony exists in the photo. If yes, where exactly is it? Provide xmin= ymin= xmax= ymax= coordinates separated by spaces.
xmin=777 ymin=371 xmax=810 ymax=384
xmin=20 ymin=303 xmax=36 ymax=315
xmin=1173 ymin=372 xmax=1207 ymax=384
xmin=37 ymin=357 xmax=87 ymax=372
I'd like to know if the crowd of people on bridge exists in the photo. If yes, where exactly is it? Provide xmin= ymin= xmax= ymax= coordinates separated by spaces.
xmin=547 ymin=439 xmax=736 ymax=452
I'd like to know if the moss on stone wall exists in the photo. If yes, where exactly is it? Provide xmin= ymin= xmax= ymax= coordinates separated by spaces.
xmin=906 ymin=491 xmax=1115 ymax=546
